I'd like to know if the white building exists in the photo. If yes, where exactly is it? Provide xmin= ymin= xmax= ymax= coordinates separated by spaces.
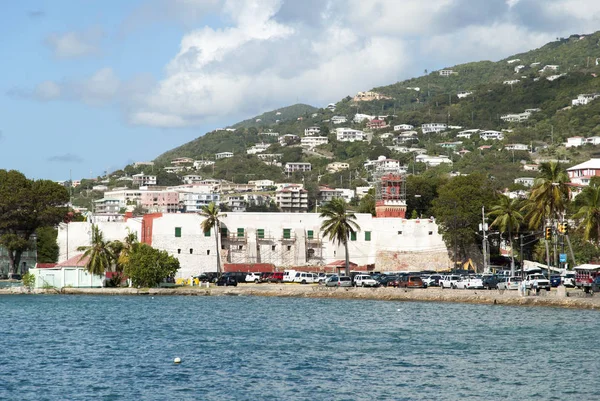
xmin=301 ymin=136 xmax=329 ymax=148
xmin=394 ymin=124 xmax=414 ymax=131
xmin=415 ymin=154 xmax=453 ymax=166
xmin=439 ymin=69 xmax=455 ymax=76
xmin=503 ymin=79 xmax=521 ymax=85
xmin=364 ymin=156 xmax=407 ymax=173
xmin=134 ymin=161 xmax=154 ymax=168
xmin=58 ymin=213 xmax=451 ymax=278
xmin=331 ymin=116 xmax=347 ymax=124
xmin=572 ymin=94 xmax=600 ymax=106
xmin=336 ymin=128 xmax=366 ymax=142
xmin=247 ymin=143 xmax=271 ymax=155
xmin=457 ymin=129 xmax=480 ymax=139
xmin=500 ymin=111 xmax=533 ymax=123
xmin=514 ymin=65 xmax=525 ymax=73
xmin=539 ymin=65 xmax=559 ymax=73
xmin=504 ymin=144 xmax=529 ymax=151
xmin=259 ymin=131 xmax=280 ymax=137
xmin=279 ymin=134 xmax=300 ymax=146
xmin=215 ymin=152 xmax=234 ymax=160
xmin=479 ymin=130 xmax=504 ymax=141
xmin=421 ymin=123 xmax=447 ymax=134
xmin=327 ymin=162 xmax=350 ymax=173
xmin=285 ymin=162 xmax=312 ymax=173
xmin=457 ymin=91 xmax=472 ymax=99
xmin=132 ymin=173 xmax=157 ymax=187
xmin=327 ymin=103 xmax=336 ymax=111
xmin=304 ymin=127 xmax=321 ymax=136
xmin=193 ymin=160 xmax=215 ymax=169
xmin=248 ymin=179 xmax=275 ymax=191
xmin=182 ymin=175 xmax=203 ymax=185
xmin=92 ymin=185 xmax=108 ymax=192
xmin=395 ymin=131 xmax=419 ymax=143
xmin=180 ymin=192 xmax=220 ymax=213
xmin=353 ymin=113 xmax=375 ymax=123
xmin=276 ymin=185 xmax=309 ymax=213
xmin=587 ymin=137 xmax=600 ymax=146
xmin=507 ymin=59 xmax=520 ymax=64
xmin=566 ymin=137 xmax=586 ymax=148
xmin=514 ymin=177 xmax=535 ymax=187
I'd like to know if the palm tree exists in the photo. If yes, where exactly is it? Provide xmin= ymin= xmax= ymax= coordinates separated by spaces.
xmin=109 ymin=230 xmax=138 ymax=272
xmin=77 ymin=225 xmax=114 ymax=275
xmin=320 ymin=198 xmax=360 ymax=277
xmin=523 ymin=161 xmax=569 ymax=229
xmin=200 ymin=202 xmax=227 ymax=275
xmin=489 ymin=195 xmax=524 ymax=275
xmin=573 ymin=184 xmax=600 ymax=245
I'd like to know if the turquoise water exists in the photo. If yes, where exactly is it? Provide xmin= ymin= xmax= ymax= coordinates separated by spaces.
xmin=0 ymin=295 xmax=599 ymax=400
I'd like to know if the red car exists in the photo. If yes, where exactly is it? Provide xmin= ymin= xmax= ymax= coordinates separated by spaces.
xmin=268 ymin=272 xmax=284 ymax=283
xmin=398 ymin=275 xmax=426 ymax=288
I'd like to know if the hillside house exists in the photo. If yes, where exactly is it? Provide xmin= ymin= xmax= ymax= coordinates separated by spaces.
xmin=193 ymin=160 xmax=215 ymax=169
xmin=247 ymin=143 xmax=271 ymax=155
xmin=479 ymin=130 xmax=504 ymax=141
xmin=572 ymin=94 xmax=600 ymax=106
xmin=457 ymin=129 xmax=480 ymax=139
xmin=353 ymin=91 xmax=391 ymax=102
xmin=248 ymin=179 xmax=275 ymax=191
xmin=523 ymin=164 xmax=540 ymax=171
xmin=182 ymin=175 xmax=203 ymax=185
xmin=514 ymin=177 xmax=535 ymax=187
xmin=327 ymin=103 xmax=336 ymax=111
xmin=567 ymin=159 xmax=600 ymax=187
xmin=132 ymin=173 xmax=157 ymax=187
xmin=439 ymin=69 xmax=455 ymax=77
xmin=300 ymin=136 xmax=329 ymax=148
xmin=367 ymin=119 xmax=387 ymax=130
xmin=421 ymin=123 xmax=447 ymax=134
xmin=336 ymin=128 xmax=366 ymax=142
xmin=279 ymin=134 xmax=299 ymax=146
xmin=438 ymin=141 xmax=462 ymax=149
xmin=180 ymin=192 xmax=220 ymax=213
xmin=304 ymin=127 xmax=321 ymax=136
xmin=504 ymin=144 xmax=529 ymax=151
xmin=285 ymin=162 xmax=312 ymax=173
xmin=260 ymin=131 xmax=280 ymax=137
xmin=331 ymin=116 xmax=347 ymax=124
xmin=327 ymin=162 xmax=350 ymax=173
xmin=171 ymin=157 xmax=194 ymax=166
xmin=275 ymin=185 xmax=308 ymax=213
xmin=394 ymin=124 xmax=414 ymax=131
xmin=415 ymin=154 xmax=453 ymax=166
xmin=566 ymin=137 xmax=586 ymax=148
xmin=503 ymin=80 xmax=521 ymax=85
xmin=457 ymin=91 xmax=472 ymax=99
xmin=364 ymin=156 xmax=406 ymax=173
xmin=539 ymin=65 xmax=559 ymax=73
xmin=353 ymin=114 xmax=375 ymax=123
xmin=500 ymin=112 xmax=531 ymax=123
xmin=215 ymin=152 xmax=234 ymax=160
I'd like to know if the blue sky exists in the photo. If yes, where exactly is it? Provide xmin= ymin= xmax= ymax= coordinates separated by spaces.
xmin=1 ymin=0 xmax=599 ymax=181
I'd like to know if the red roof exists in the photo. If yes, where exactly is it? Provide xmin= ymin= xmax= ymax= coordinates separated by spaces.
xmin=56 ymin=254 xmax=90 ymax=267
xmin=36 ymin=263 xmax=57 ymax=269
xmin=327 ymin=260 xmax=358 ymax=268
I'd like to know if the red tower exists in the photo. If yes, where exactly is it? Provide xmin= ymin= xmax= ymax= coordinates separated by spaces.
xmin=375 ymin=173 xmax=406 ymax=218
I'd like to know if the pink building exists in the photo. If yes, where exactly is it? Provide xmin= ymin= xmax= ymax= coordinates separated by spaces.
xmin=140 ymin=191 xmax=180 ymax=213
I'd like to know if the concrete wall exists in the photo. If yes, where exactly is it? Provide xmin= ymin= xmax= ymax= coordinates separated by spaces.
xmin=30 ymin=268 xmax=103 ymax=288
xmin=57 ymin=213 xmax=451 ymax=278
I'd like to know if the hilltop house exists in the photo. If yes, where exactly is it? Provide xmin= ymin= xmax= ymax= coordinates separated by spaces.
xmin=331 ymin=116 xmax=347 ymax=124
xmin=300 ymin=136 xmax=328 ymax=148
xmin=336 ymin=128 xmax=366 ymax=142
xmin=567 ymin=159 xmax=600 ymax=187
xmin=285 ymin=162 xmax=312 ymax=173
xmin=421 ymin=123 xmax=447 ymax=134
xmin=394 ymin=124 xmax=414 ymax=131
xmin=572 ymin=94 xmax=600 ymax=106
xmin=132 ymin=173 xmax=157 ymax=187
xmin=439 ymin=69 xmax=455 ymax=76
xmin=479 ymin=131 xmax=504 ymax=141
xmin=247 ymin=143 xmax=271 ymax=155
xmin=367 ymin=119 xmax=387 ymax=130
xmin=304 ymin=127 xmax=321 ymax=136
xmin=215 ymin=152 xmax=234 ymax=160
xmin=415 ymin=154 xmax=452 ymax=166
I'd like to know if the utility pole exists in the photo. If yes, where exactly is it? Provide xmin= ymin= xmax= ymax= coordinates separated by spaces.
xmin=481 ymin=206 xmax=488 ymax=273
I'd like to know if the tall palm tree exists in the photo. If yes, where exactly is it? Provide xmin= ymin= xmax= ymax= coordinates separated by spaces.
xmin=320 ymin=198 xmax=360 ymax=277
xmin=109 ymin=230 xmax=138 ymax=272
xmin=573 ymin=184 xmax=600 ymax=245
xmin=489 ymin=195 xmax=524 ymax=275
xmin=200 ymin=202 xmax=227 ymax=275
xmin=77 ymin=225 xmax=114 ymax=275
xmin=523 ymin=161 xmax=569 ymax=229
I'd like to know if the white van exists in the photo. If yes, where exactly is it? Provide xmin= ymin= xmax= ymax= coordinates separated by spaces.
xmin=293 ymin=272 xmax=318 ymax=284
xmin=283 ymin=270 xmax=298 ymax=283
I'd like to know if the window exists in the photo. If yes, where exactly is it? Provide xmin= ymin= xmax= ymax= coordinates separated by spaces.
xmin=177 ymin=249 xmax=181 ymax=254
xmin=257 ymin=229 xmax=265 ymax=239
xmin=221 ymin=227 xmax=228 ymax=236
xmin=307 ymin=230 xmax=314 ymax=239
xmin=365 ymin=231 xmax=371 ymax=241
xmin=175 ymin=227 xmax=182 ymax=237
xmin=287 ymin=245 xmax=292 ymax=251
xmin=207 ymin=250 xmax=210 ymax=255
xmin=398 ymin=231 xmax=402 ymax=235
xmin=428 ymin=231 xmax=433 ymax=235
xmin=237 ymin=228 xmax=244 ymax=237
xmin=204 ymin=230 xmax=211 ymax=237
xmin=283 ymin=228 xmax=291 ymax=239
xmin=238 ymin=245 xmax=243 ymax=250
xmin=350 ymin=232 xmax=357 ymax=241
xmin=272 ymin=245 xmax=276 ymax=251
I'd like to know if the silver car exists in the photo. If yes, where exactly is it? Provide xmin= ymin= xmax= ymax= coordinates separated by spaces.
xmin=325 ymin=275 xmax=353 ymax=287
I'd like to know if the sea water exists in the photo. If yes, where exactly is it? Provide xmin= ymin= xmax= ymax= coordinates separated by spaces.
xmin=0 ymin=295 xmax=599 ymax=400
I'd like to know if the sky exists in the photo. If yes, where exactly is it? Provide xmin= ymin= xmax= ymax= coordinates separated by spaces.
xmin=2 ymin=0 xmax=600 ymax=181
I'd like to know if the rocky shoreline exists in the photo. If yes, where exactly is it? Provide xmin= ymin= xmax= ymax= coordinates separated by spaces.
xmin=2 ymin=284 xmax=600 ymax=310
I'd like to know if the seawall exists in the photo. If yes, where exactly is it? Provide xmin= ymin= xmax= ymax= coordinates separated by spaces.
xmin=3 ymin=284 xmax=600 ymax=310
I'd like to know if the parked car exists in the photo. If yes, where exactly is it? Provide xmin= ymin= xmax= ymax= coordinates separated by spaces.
xmin=562 ymin=272 xmax=576 ymax=287
xmin=524 ymin=274 xmax=551 ymax=291
xmin=316 ymin=273 xmax=336 ymax=285
xmin=216 ymin=276 xmax=238 ymax=286
xmin=422 ymin=275 xmax=442 ymax=287
xmin=245 ymin=273 xmax=262 ymax=283
xmin=496 ymin=277 xmax=509 ymax=290
xmin=591 ymin=276 xmax=600 ymax=295
xmin=325 ymin=275 xmax=353 ymax=287
xmin=293 ymin=272 xmax=318 ymax=284
xmin=439 ymin=275 xmax=461 ymax=289
xmin=353 ymin=274 xmax=380 ymax=287
xmin=268 ymin=272 xmax=284 ymax=283
xmin=454 ymin=276 xmax=470 ymax=289
xmin=482 ymin=275 xmax=500 ymax=290
xmin=550 ymin=275 xmax=562 ymax=287
xmin=504 ymin=276 xmax=523 ymax=290
xmin=378 ymin=275 xmax=399 ymax=287
xmin=398 ymin=275 xmax=426 ymax=288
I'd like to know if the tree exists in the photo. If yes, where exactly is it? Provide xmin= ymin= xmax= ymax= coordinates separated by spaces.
xmin=573 ymin=184 xmax=600 ymax=245
xmin=524 ymin=162 xmax=569 ymax=229
xmin=124 ymin=243 xmax=180 ymax=287
xmin=320 ymin=198 xmax=360 ymax=276
xmin=200 ymin=202 xmax=227 ymax=275
xmin=77 ymin=225 xmax=115 ymax=275
xmin=0 ymin=170 xmax=69 ymax=274
xmin=36 ymin=226 xmax=59 ymax=263
xmin=432 ymin=174 xmax=496 ymax=267
xmin=488 ymin=195 xmax=524 ymax=275
xmin=358 ymin=189 xmax=376 ymax=216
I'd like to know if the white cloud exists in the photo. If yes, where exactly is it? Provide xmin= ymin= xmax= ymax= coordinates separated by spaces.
xmin=27 ymin=0 xmax=600 ymax=128
xmin=45 ymin=27 xmax=103 ymax=58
